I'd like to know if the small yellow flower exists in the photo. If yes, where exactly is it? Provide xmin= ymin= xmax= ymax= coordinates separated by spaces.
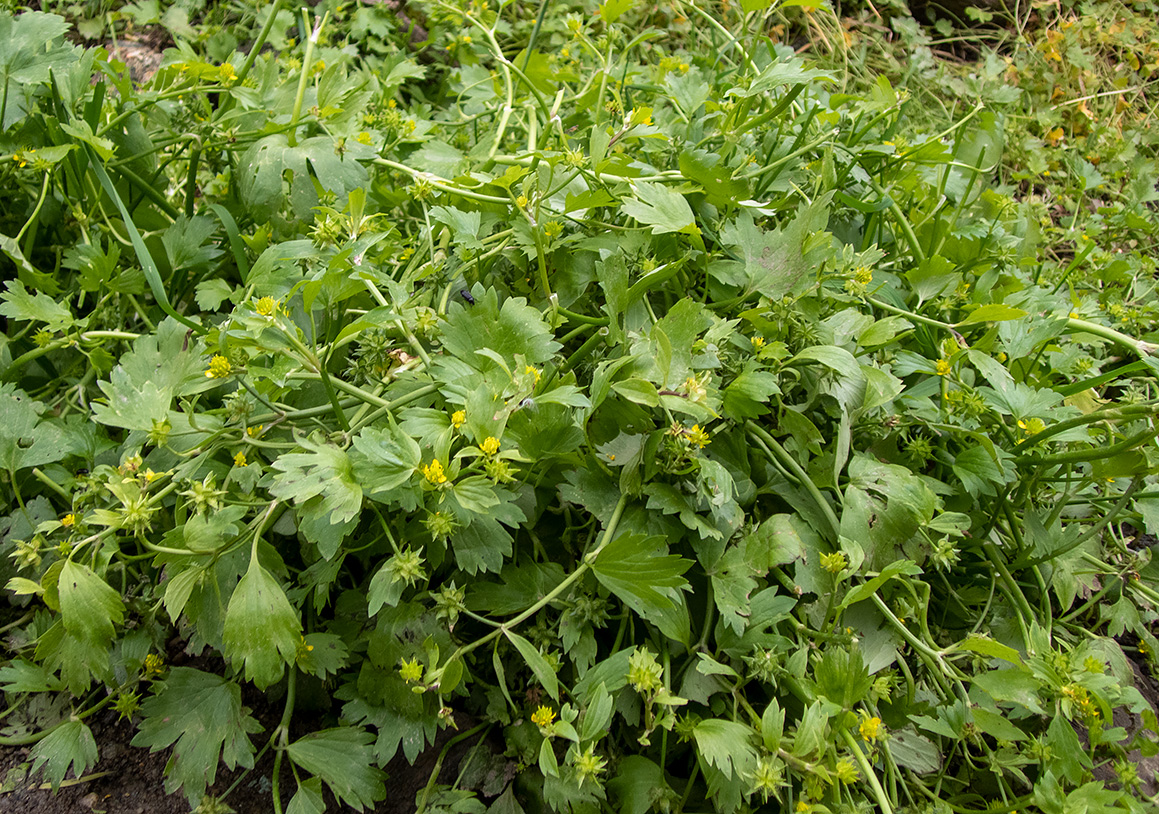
xmin=255 ymin=296 xmax=278 ymax=316
xmin=219 ymin=62 xmax=238 ymax=82
xmin=860 ymin=715 xmax=882 ymax=742
xmin=1018 ymin=417 xmax=1046 ymax=436
xmin=516 ymin=194 xmax=529 ymax=209
xmin=531 ymin=705 xmax=556 ymax=728
xmin=399 ymin=657 xmax=423 ymax=683
xmin=205 ymin=355 xmax=233 ymax=379
xmin=481 ymin=436 xmax=500 ymax=456
xmin=421 ymin=459 xmax=448 ymax=485
xmin=144 ymin=653 xmax=165 ymax=677
xmin=853 ymin=266 xmax=873 ymax=286
xmin=751 ymin=336 xmax=766 ymax=350
xmin=543 ymin=221 xmax=563 ymax=238
xmin=451 ymin=410 xmax=466 ymax=429
xmin=524 ymin=365 xmax=541 ymax=385
xmin=934 ymin=358 xmax=952 ymax=376
xmin=247 ymin=425 xmax=264 ymax=438
xmin=233 ymin=452 xmax=247 ymax=467
xmin=686 ymin=424 xmax=711 ymax=448
xmin=356 ymin=131 xmax=374 ymax=145
xmin=60 ymin=513 xmax=75 ymax=528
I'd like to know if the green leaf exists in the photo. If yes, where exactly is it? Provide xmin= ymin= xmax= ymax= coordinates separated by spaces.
xmin=973 ymin=668 xmax=1044 ymax=714
xmin=505 ymin=630 xmax=560 ymax=700
xmin=59 ymin=560 xmax=123 ymax=647
xmin=271 ymin=434 xmax=363 ymax=525
xmin=955 ymin=636 xmax=1024 ymax=666
xmin=0 ymin=384 xmax=72 ymax=471
xmin=955 ymin=303 xmax=1029 ymax=326
xmin=287 ymin=727 xmax=387 ymax=812
xmin=599 ymin=0 xmax=634 ymax=23
xmin=953 ymin=444 xmax=1014 ymax=498
xmin=840 ymin=560 xmax=922 ymax=609
xmin=287 ymin=778 xmax=327 ymax=814
xmin=0 ymin=280 xmax=73 ymax=330
xmin=607 ymin=756 xmax=674 ymax=814
xmin=719 ymin=198 xmax=830 ymax=299
xmin=888 ymin=729 xmax=942 ymax=774
xmin=620 ymin=182 xmax=697 ymax=235
xmin=692 ymin=719 xmax=757 ymax=780
xmin=131 ymin=668 xmax=262 ymax=805
xmin=222 ymin=555 xmax=302 ymax=688
xmin=296 ymin=633 xmax=349 ymax=678
xmin=29 ymin=720 xmax=98 ymax=791
xmin=439 ymin=287 xmax=561 ymax=371
xmin=593 ymin=533 xmax=692 ymax=616
xmin=351 ymin=423 xmax=422 ymax=498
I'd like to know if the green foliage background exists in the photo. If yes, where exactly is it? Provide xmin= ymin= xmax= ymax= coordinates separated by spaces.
xmin=2 ymin=0 xmax=1159 ymax=812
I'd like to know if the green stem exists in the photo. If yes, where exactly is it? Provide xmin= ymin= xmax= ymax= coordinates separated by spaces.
xmin=746 ymin=422 xmax=840 ymax=541
xmin=234 ymin=0 xmax=284 ymax=88
xmin=452 ymin=495 xmax=629 ymax=662
xmin=270 ymin=667 xmax=297 ymax=814
xmin=1066 ymin=317 xmax=1158 ymax=358
xmin=840 ymin=729 xmax=893 ymax=814
xmin=16 ymin=172 xmax=51 ymax=245
xmin=288 ymin=10 xmax=326 ymax=148
xmin=1016 ymin=427 xmax=1156 ymax=467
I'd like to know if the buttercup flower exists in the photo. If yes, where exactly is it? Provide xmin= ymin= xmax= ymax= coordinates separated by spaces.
xmin=421 ymin=459 xmax=448 ymax=485
xmin=451 ymin=410 xmax=466 ymax=429
xmin=935 ymin=358 xmax=952 ymax=376
xmin=481 ymin=436 xmax=500 ymax=456
xmin=531 ymin=705 xmax=556 ymax=729
xmin=206 ymin=355 xmax=233 ymax=378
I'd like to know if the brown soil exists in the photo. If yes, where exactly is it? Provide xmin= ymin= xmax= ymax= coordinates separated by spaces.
xmin=0 ymin=704 xmax=493 ymax=814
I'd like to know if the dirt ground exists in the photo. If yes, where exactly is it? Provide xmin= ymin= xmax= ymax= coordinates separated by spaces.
xmin=0 ymin=705 xmax=489 ymax=814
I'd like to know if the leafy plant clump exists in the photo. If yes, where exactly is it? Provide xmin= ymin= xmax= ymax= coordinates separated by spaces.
xmin=3 ymin=2 xmax=1159 ymax=813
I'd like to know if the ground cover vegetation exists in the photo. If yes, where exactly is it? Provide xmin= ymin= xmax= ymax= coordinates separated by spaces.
xmin=2 ymin=0 xmax=1159 ymax=811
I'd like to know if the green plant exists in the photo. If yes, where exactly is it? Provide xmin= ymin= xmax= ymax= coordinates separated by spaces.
xmin=3 ymin=2 xmax=1159 ymax=813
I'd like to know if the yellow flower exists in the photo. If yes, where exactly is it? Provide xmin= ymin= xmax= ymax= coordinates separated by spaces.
xmin=451 ymin=410 xmax=466 ymax=429
xmin=144 ymin=653 xmax=165 ymax=677
xmin=60 ymin=513 xmax=75 ymax=528
xmin=860 ymin=715 xmax=882 ymax=742
xmin=751 ymin=336 xmax=766 ymax=350
xmin=233 ymin=452 xmax=247 ymax=467
xmin=255 ymin=296 xmax=278 ymax=316
xmin=247 ymin=425 xmax=264 ymax=438
xmin=516 ymin=194 xmax=529 ymax=209
xmin=481 ymin=436 xmax=500 ymax=456
xmin=219 ymin=62 xmax=238 ymax=82
xmin=205 ymin=355 xmax=233 ymax=379
xmin=853 ymin=266 xmax=873 ymax=286
xmin=543 ymin=221 xmax=563 ymax=238
xmin=686 ymin=424 xmax=711 ymax=448
xmin=934 ymin=358 xmax=952 ymax=376
xmin=524 ymin=365 xmax=541 ymax=385
xmin=421 ymin=459 xmax=448 ymax=485
xmin=531 ymin=705 xmax=556 ymax=728
xmin=399 ymin=658 xmax=423 ymax=683
xmin=356 ymin=131 xmax=374 ymax=145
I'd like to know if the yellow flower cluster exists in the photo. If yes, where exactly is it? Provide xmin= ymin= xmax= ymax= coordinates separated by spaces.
xmin=205 ymin=355 xmax=233 ymax=378
xmin=860 ymin=715 xmax=883 ymax=742
xmin=451 ymin=410 xmax=466 ymax=429
xmin=421 ymin=459 xmax=448 ymax=485
xmin=531 ymin=705 xmax=556 ymax=728
xmin=481 ymin=437 xmax=500 ymax=455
